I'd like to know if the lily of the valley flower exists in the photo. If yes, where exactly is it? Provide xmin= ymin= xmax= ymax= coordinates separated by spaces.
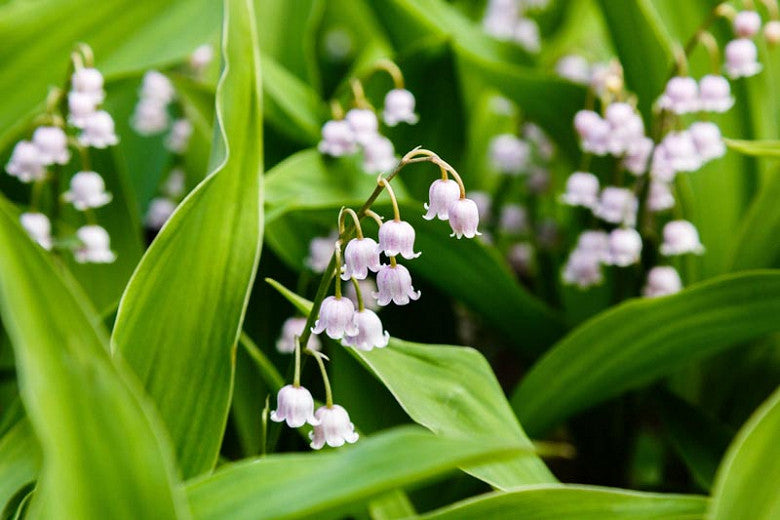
xmin=382 ymin=88 xmax=419 ymax=126
xmin=309 ymin=404 xmax=359 ymax=449
xmin=342 ymin=237 xmax=381 ymax=280
xmin=375 ymin=263 xmax=420 ymax=306
xmin=643 ymin=266 xmax=683 ymax=298
xmin=20 ymin=212 xmax=53 ymax=250
xmin=74 ymin=225 xmax=116 ymax=263
xmin=312 ymin=295 xmax=358 ymax=339
xmin=271 ymin=384 xmax=319 ymax=428
xmin=660 ymin=220 xmax=705 ymax=256
xmin=342 ymin=309 xmax=389 ymax=351
xmin=63 ymin=171 xmax=112 ymax=210
xmin=447 ymin=198 xmax=481 ymax=239
xmin=423 ymin=179 xmax=460 ymax=221
xmin=277 ymin=317 xmax=321 ymax=354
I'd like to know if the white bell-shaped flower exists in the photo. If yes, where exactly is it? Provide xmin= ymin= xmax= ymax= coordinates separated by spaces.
xmin=68 ymin=91 xmax=98 ymax=128
xmin=270 ymin=384 xmax=319 ymax=428
xmin=345 ymin=108 xmax=379 ymax=145
xmin=309 ymin=404 xmax=359 ymax=449
xmin=131 ymin=99 xmax=170 ymax=135
xmin=698 ymin=75 xmax=734 ymax=113
xmin=71 ymin=67 xmax=105 ymax=105
xmin=499 ymin=204 xmax=528 ymax=234
xmin=345 ymin=277 xmax=380 ymax=311
xmin=424 ymin=179 xmax=460 ymax=221
xmin=145 ymin=197 xmax=177 ymax=230
xmin=318 ymin=120 xmax=358 ymax=157
xmin=74 ymin=225 xmax=116 ymax=263
xmin=507 ymin=242 xmax=534 ymax=274
xmin=362 ymin=135 xmax=397 ymax=174
xmin=489 ymin=134 xmax=530 ymax=175
xmin=607 ymin=228 xmax=642 ymax=266
xmin=556 ymin=54 xmax=591 ymax=84
xmin=20 ymin=212 xmax=53 ymax=250
xmin=162 ymin=168 xmax=186 ymax=199
xmin=467 ymin=191 xmax=492 ymax=223
xmin=657 ymin=76 xmax=700 ymax=114
xmin=660 ymin=131 xmax=702 ymax=172
xmin=78 ymin=111 xmax=119 ymax=148
xmin=660 ymin=220 xmax=705 ymax=256
xmin=378 ymin=220 xmax=420 ymax=259
xmin=524 ymin=123 xmax=554 ymax=160
xmin=312 ymin=295 xmax=358 ymax=339
xmin=643 ymin=266 xmax=683 ymax=298
xmin=447 ymin=198 xmax=481 ymax=239
xmin=382 ymin=88 xmax=419 ymax=126
xmin=140 ymin=70 xmax=175 ymax=104
xmin=561 ymin=171 xmax=599 ymax=209
xmin=734 ymin=10 xmax=762 ymax=38
xmin=604 ymin=102 xmax=645 ymax=155
xmin=276 ymin=317 xmax=321 ymax=354
xmin=595 ymin=187 xmax=638 ymax=227
xmin=647 ymin=181 xmax=675 ymax=212
xmin=63 ymin=171 xmax=112 ymax=210
xmin=574 ymin=110 xmax=610 ymax=155
xmin=342 ymin=309 xmax=389 ymax=351
xmin=305 ymin=233 xmax=337 ymax=273
xmin=189 ymin=44 xmax=214 ymax=71
xmin=689 ymin=122 xmax=725 ymax=163
xmin=765 ymin=20 xmax=780 ymax=45
xmin=650 ymin=145 xmax=676 ymax=183
xmin=562 ymin=250 xmax=603 ymax=288
xmin=725 ymin=38 xmax=762 ymax=78
xmin=514 ymin=18 xmax=541 ymax=53
xmin=6 ymin=141 xmax=45 ymax=183
xmin=342 ymin=237 xmax=381 ymax=280
xmin=623 ymin=137 xmax=654 ymax=176
xmin=165 ymin=118 xmax=193 ymax=153
xmin=375 ymin=263 xmax=421 ymax=306
xmin=576 ymin=230 xmax=610 ymax=263
xmin=32 ymin=126 xmax=70 ymax=165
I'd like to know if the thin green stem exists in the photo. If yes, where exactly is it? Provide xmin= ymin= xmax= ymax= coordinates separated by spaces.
xmin=372 ymin=59 xmax=405 ymax=88
xmin=334 ymin=242 xmax=343 ymax=298
xmin=293 ymin=335 xmax=301 ymax=387
xmin=350 ymin=277 xmax=364 ymax=311
xmin=377 ymin=176 xmax=401 ymax=221
xmin=309 ymin=349 xmax=333 ymax=407
xmin=339 ymin=207 xmax=363 ymax=239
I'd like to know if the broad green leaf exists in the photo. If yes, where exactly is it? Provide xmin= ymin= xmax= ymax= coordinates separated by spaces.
xmin=420 ymin=485 xmax=708 ymax=520
xmin=708 ymin=386 xmax=780 ymax=520
xmin=111 ymin=0 xmax=264 ymax=479
xmin=0 ymin=421 xmax=40 ymax=512
xmin=0 ymin=196 xmax=187 ymax=518
xmin=724 ymin=138 xmax=780 ymax=157
xmin=513 ymin=271 xmax=780 ymax=436
xmin=185 ymin=427 xmax=525 ymax=520
xmin=0 ymin=0 xmax=221 ymax=150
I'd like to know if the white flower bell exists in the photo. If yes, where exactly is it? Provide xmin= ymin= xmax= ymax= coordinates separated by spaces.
xmin=576 ymin=230 xmax=610 ymax=262
xmin=562 ymin=250 xmax=603 ymax=288
xmin=765 ymin=20 xmax=780 ymax=45
xmin=63 ymin=171 xmax=112 ymax=210
xmin=318 ymin=120 xmax=358 ymax=157
xmin=489 ymin=134 xmax=530 ymax=175
xmin=650 ymin=145 xmax=676 ymax=183
xmin=74 ymin=225 xmax=116 ymax=264
xmin=270 ymin=384 xmax=319 ymax=428
xmin=312 ymin=295 xmax=358 ymax=339
xmin=499 ymin=204 xmax=528 ymax=234
xmin=145 ymin=197 xmax=177 ymax=230
xmin=71 ymin=67 xmax=105 ymax=105
xmin=604 ymin=102 xmax=645 ymax=155
xmin=556 ymin=55 xmax=591 ymax=84
xmin=424 ymin=179 xmax=460 ymax=221
xmin=309 ymin=404 xmax=359 ymax=449
xmin=643 ymin=266 xmax=683 ymax=298
xmin=378 ymin=220 xmax=420 ymax=259
xmin=698 ymin=75 xmax=734 ymax=113
xmin=574 ymin=110 xmax=610 ymax=155
xmin=660 ymin=220 xmax=705 ymax=256
xmin=32 ymin=126 xmax=70 ymax=165
xmin=163 ymin=168 xmax=186 ymax=199
xmin=623 ymin=137 xmax=654 ymax=175
xmin=657 ymin=76 xmax=700 ymax=114
xmin=276 ymin=317 xmax=321 ymax=354
xmin=725 ymin=38 xmax=762 ymax=78
xmin=140 ymin=70 xmax=175 ymax=104
xmin=165 ymin=118 xmax=193 ymax=153
xmin=20 ymin=212 xmax=53 ymax=250
xmin=345 ymin=277 xmax=380 ymax=311
xmin=342 ymin=309 xmax=389 ymax=351
xmin=447 ymin=198 xmax=481 ymax=239
xmin=689 ymin=122 xmax=725 ymax=163
xmin=607 ymin=228 xmax=642 ymax=266
xmin=660 ymin=131 xmax=702 ymax=172
xmin=734 ymin=10 xmax=762 ymax=38
xmin=342 ymin=237 xmax=381 ymax=280
xmin=6 ymin=141 xmax=45 ymax=183
xmin=375 ymin=263 xmax=421 ymax=306
xmin=68 ymin=91 xmax=98 ymax=128
xmin=132 ymin=99 xmax=170 ymax=135
xmin=362 ymin=135 xmax=397 ymax=174
xmin=189 ymin=44 xmax=214 ymax=71
xmin=514 ymin=18 xmax=541 ymax=53
xmin=595 ymin=187 xmax=638 ymax=227
xmin=561 ymin=171 xmax=599 ymax=209
xmin=647 ymin=181 xmax=675 ymax=212
xmin=78 ymin=111 xmax=119 ymax=148
xmin=345 ymin=108 xmax=379 ymax=145
xmin=382 ymin=88 xmax=419 ymax=126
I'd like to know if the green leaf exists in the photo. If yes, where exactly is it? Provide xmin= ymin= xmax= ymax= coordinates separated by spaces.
xmin=512 ymin=271 xmax=780 ymax=436
xmin=0 ymin=0 xmax=221 ymax=150
xmin=0 ymin=421 xmax=40 ymax=512
xmin=0 ymin=196 xmax=187 ymax=518
xmin=420 ymin=485 xmax=708 ymax=520
xmin=724 ymin=139 xmax=780 ymax=158
xmin=708 ymin=386 xmax=780 ymax=520
xmin=111 ymin=0 xmax=264 ymax=479
xmin=185 ymin=426 xmax=526 ymax=520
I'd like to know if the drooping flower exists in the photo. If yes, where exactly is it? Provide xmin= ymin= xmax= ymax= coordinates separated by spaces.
xmin=362 ymin=135 xmax=397 ymax=174
xmin=378 ymin=220 xmax=420 ymax=259
xmin=165 ymin=118 xmax=193 ymax=153
xmin=270 ymin=384 xmax=319 ymax=428
xmin=423 ymin=179 xmax=460 ymax=221
xmin=140 ymin=70 xmax=176 ymax=104
xmin=499 ymin=204 xmax=528 ymax=234
xmin=145 ymin=197 xmax=177 ymax=230
xmin=68 ymin=91 xmax=99 ymax=128
xmin=513 ymin=18 xmax=541 ymax=53
xmin=574 ymin=110 xmax=610 ymax=155
xmin=643 ymin=266 xmax=683 ymax=298
xmin=342 ymin=237 xmax=381 ymax=280
xmin=71 ymin=67 xmax=105 ymax=105
xmin=312 ymin=296 xmax=358 ymax=339
xmin=20 ymin=212 xmax=53 ymax=250
xmin=489 ymin=134 xmax=530 ymax=175
xmin=345 ymin=108 xmax=379 ymax=145
xmin=342 ymin=309 xmax=389 ymax=351
xmin=78 ymin=111 xmax=119 ymax=148
xmin=189 ymin=44 xmax=214 ymax=72
xmin=276 ymin=317 xmax=321 ymax=354
xmin=162 ymin=168 xmax=186 ymax=199
xmin=576 ymin=230 xmax=610 ymax=263
xmin=647 ymin=181 xmax=675 ymax=212
xmin=382 ymin=88 xmax=419 ymax=126
xmin=607 ymin=228 xmax=642 ymax=266
xmin=594 ymin=187 xmax=638 ymax=227
xmin=467 ymin=191 xmax=492 ymax=223
xmin=650 ymin=145 xmax=676 ymax=183
xmin=447 ymin=198 xmax=481 ymax=239
xmin=318 ymin=120 xmax=358 ymax=157
xmin=660 ymin=131 xmax=702 ymax=173
xmin=63 ymin=171 xmax=112 ymax=210
xmin=562 ymin=250 xmax=603 ymax=288
xmin=6 ymin=141 xmax=46 ymax=183
xmin=74 ymin=225 xmax=116 ymax=263
xmin=724 ymin=38 xmax=762 ymax=78
xmin=561 ymin=171 xmax=599 ymax=209
xmin=131 ymin=98 xmax=170 ymax=135
xmin=623 ymin=137 xmax=654 ymax=175
xmin=660 ymin=220 xmax=705 ymax=256
xmin=698 ymin=75 xmax=734 ymax=113
xmin=657 ymin=76 xmax=700 ymax=114
xmin=305 ymin=234 xmax=337 ymax=273
xmin=555 ymin=54 xmax=591 ymax=84
xmin=733 ymin=10 xmax=762 ymax=38
xmin=32 ymin=126 xmax=70 ymax=165
xmin=375 ymin=263 xmax=421 ymax=306
xmin=309 ymin=404 xmax=359 ymax=449
xmin=604 ymin=102 xmax=645 ymax=156
xmin=689 ymin=121 xmax=726 ymax=163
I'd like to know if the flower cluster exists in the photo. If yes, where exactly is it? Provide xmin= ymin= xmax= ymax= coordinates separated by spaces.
xmin=318 ymin=61 xmax=418 ymax=176
xmin=482 ymin=0 xmax=548 ymax=53
xmin=274 ymin=148 xmax=480 ymax=449
xmin=7 ymin=46 xmax=117 ymax=262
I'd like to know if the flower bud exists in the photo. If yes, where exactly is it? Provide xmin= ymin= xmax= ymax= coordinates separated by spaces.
xmin=643 ymin=266 xmax=683 ymax=298
xmin=561 ymin=171 xmax=599 ymax=209
xmin=310 ymin=404 xmax=359 ymax=449
xmin=698 ymin=75 xmax=734 ymax=113
xmin=657 ymin=76 xmax=700 ymax=114
xmin=306 ymin=233 xmax=337 ymax=273
xmin=342 ymin=309 xmax=389 ymax=351
xmin=556 ymin=54 xmax=591 ymax=85
xmin=140 ymin=70 xmax=175 ymax=104
xmin=733 ymin=10 xmax=762 ymax=38
xmin=342 ymin=237 xmax=381 ymax=280
xmin=32 ymin=126 xmax=70 ymax=165
xmin=724 ymin=38 xmax=762 ymax=78
xmin=660 ymin=131 xmax=702 ymax=172
xmin=318 ymin=120 xmax=357 ymax=157
xmin=131 ymin=98 xmax=170 ymax=135
xmin=382 ymin=88 xmax=419 ymax=126
xmin=379 ymin=220 xmax=420 ymax=259
xmin=71 ymin=67 xmax=105 ymax=104
xmin=312 ymin=295 xmax=358 ymax=339
xmin=514 ymin=18 xmax=541 ymax=53
xmin=607 ymin=228 xmax=642 ymax=266
xmin=189 ymin=44 xmax=214 ymax=71
xmin=68 ymin=91 xmax=98 ymax=128
xmin=63 ymin=171 xmax=112 ymax=210
xmin=563 ymin=250 xmax=604 ymax=288
xmin=20 ymin=212 xmax=52 ymax=250
xmin=75 ymin=225 xmax=116 ymax=264
xmin=623 ymin=137 xmax=654 ymax=176
xmin=271 ymin=384 xmax=319 ymax=428
xmin=424 ymin=179 xmax=460 ymax=221
xmin=447 ymin=198 xmax=481 ymax=239
xmin=375 ymin=263 xmax=421 ymax=306
xmin=660 ymin=220 xmax=705 ymax=256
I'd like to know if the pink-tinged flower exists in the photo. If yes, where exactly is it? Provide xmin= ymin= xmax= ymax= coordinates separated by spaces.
xmin=725 ymin=38 xmax=762 ymax=78
xmin=68 ymin=91 xmax=98 ymax=128
xmin=604 ymin=102 xmax=645 ymax=155
xmin=145 ymin=198 xmax=177 ymax=230
xmin=507 ymin=242 xmax=534 ymax=274
xmin=6 ymin=141 xmax=45 ymax=183
xmin=447 ymin=198 xmax=481 ymax=239
xmin=489 ymin=134 xmax=530 ymax=175
xmin=382 ymin=89 xmax=419 ymax=126
xmin=562 ymin=250 xmax=603 ymax=288
xmin=467 ymin=191 xmax=492 ymax=222
xmin=78 ymin=111 xmax=119 ymax=148
xmin=556 ymin=54 xmax=590 ymax=84
xmin=650 ymin=145 xmax=676 ymax=183
xmin=698 ymin=75 xmax=734 ymax=113
xmin=342 ymin=237 xmax=381 ymax=280
xmin=378 ymin=220 xmax=420 ymax=259
xmin=309 ymin=404 xmax=359 ymax=449
xmin=63 ymin=171 xmax=112 ymax=210
xmin=271 ymin=384 xmax=319 ymax=428
xmin=375 ymin=263 xmax=421 ymax=306
xmin=689 ymin=122 xmax=726 ymax=162
xmin=623 ymin=137 xmax=654 ymax=175
xmin=20 ymin=212 xmax=52 ymax=250
xmin=131 ymin=98 xmax=170 ymax=135
xmin=342 ymin=309 xmax=389 ymax=351
xmin=574 ymin=110 xmax=610 ymax=155
xmin=657 ymin=76 xmax=700 ymax=114
xmin=276 ymin=317 xmax=321 ymax=354
xmin=607 ymin=228 xmax=642 ymax=267
xmin=561 ymin=171 xmax=599 ymax=209
xmin=513 ymin=17 xmax=541 ymax=53
xmin=424 ymin=179 xmax=460 ymax=221
xmin=140 ymin=70 xmax=175 ymax=104
xmin=74 ymin=225 xmax=116 ymax=264
xmin=318 ymin=120 xmax=358 ymax=157
xmin=576 ymin=230 xmax=610 ymax=262
xmin=647 ymin=181 xmax=675 ymax=212
xmin=312 ymin=296 xmax=358 ymax=339
xmin=595 ymin=187 xmax=638 ymax=227
xmin=305 ymin=233 xmax=337 ymax=273
xmin=32 ymin=126 xmax=70 ymax=165
xmin=345 ymin=108 xmax=379 ymax=145
xmin=643 ymin=266 xmax=683 ymax=298
xmin=660 ymin=220 xmax=705 ymax=256
xmin=499 ymin=204 xmax=528 ymax=234
xmin=362 ymin=135 xmax=397 ymax=174
xmin=660 ymin=131 xmax=702 ymax=172
xmin=345 ymin=277 xmax=380 ymax=311
xmin=734 ymin=10 xmax=762 ymax=38
xmin=71 ymin=67 xmax=105 ymax=104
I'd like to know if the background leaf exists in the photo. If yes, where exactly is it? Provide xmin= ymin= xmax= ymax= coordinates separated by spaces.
xmin=0 ymin=421 xmax=40 ymax=512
